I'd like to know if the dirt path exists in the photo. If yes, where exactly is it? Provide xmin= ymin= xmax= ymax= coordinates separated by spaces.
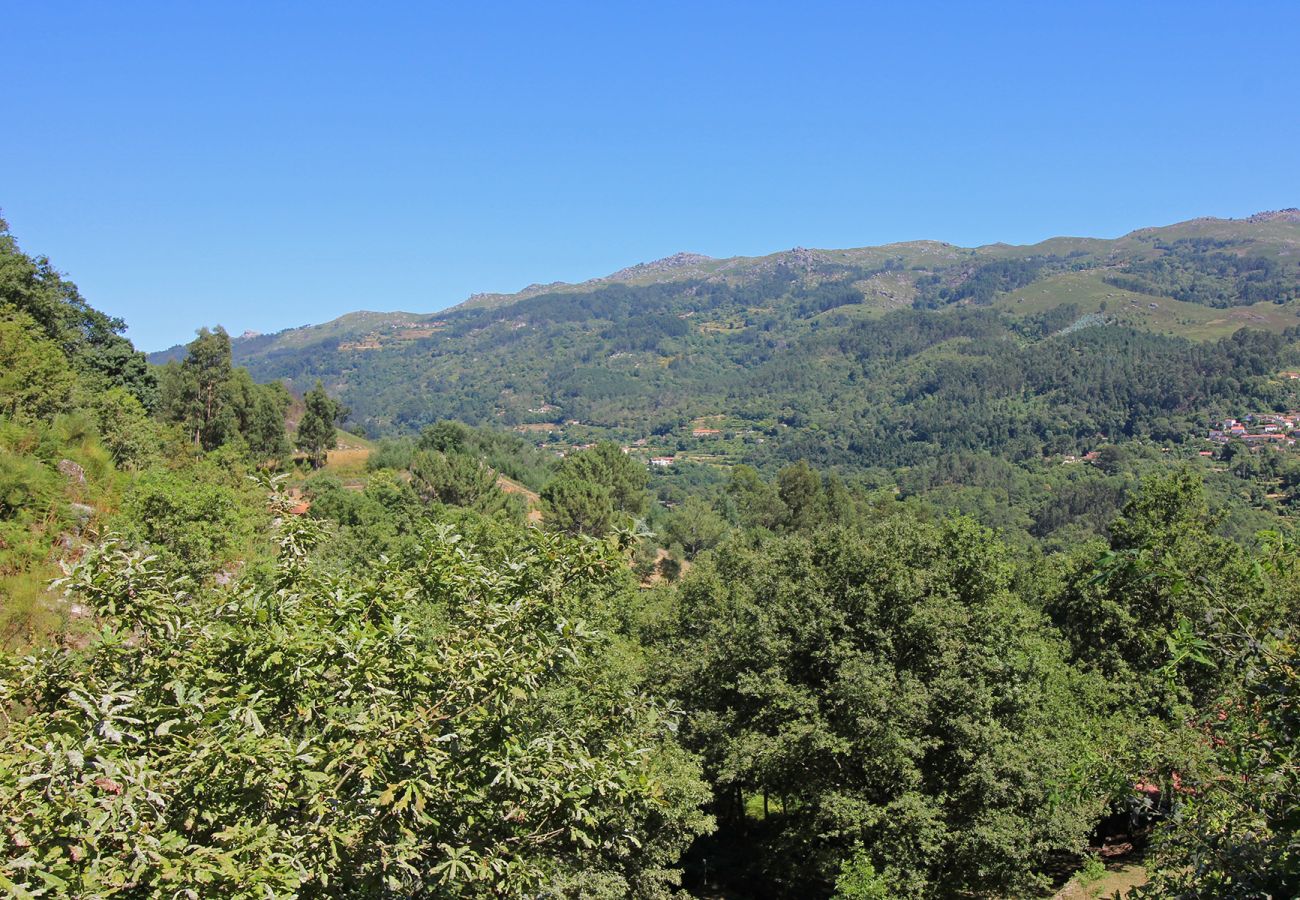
xmin=640 ymin=548 xmax=692 ymax=586
xmin=496 ymin=474 xmax=543 ymax=522
xmin=1050 ymin=860 xmax=1148 ymax=899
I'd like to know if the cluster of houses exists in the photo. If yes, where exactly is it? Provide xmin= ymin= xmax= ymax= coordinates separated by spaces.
xmin=1208 ymin=415 xmax=1299 ymax=448
xmin=512 ymin=406 xmax=751 ymax=469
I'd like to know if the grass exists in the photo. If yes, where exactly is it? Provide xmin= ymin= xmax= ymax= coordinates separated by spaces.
xmin=322 ymin=447 xmax=371 ymax=480
xmin=496 ymin=474 xmax=542 ymax=523
xmin=0 ymin=570 xmax=69 ymax=651
xmin=1048 ymin=858 xmax=1148 ymax=900
xmin=995 ymin=269 xmax=1300 ymax=341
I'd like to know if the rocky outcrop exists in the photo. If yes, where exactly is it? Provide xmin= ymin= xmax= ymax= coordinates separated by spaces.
xmin=1247 ymin=209 xmax=1300 ymax=223
xmin=57 ymin=459 xmax=86 ymax=484
xmin=607 ymin=252 xmax=715 ymax=282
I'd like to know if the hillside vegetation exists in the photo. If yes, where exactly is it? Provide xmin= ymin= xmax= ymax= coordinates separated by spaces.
xmin=150 ymin=212 xmax=1300 ymax=471
xmin=3 ymin=215 xmax=1299 ymax=898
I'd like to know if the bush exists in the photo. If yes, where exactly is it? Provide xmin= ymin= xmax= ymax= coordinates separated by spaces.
xmin=833 ymin=846 xmax=892 ymax=900
xmin=120 ymin=469 xmax=254 ymax=578
xmin=0 ymin=489 xmax=713 ymax=897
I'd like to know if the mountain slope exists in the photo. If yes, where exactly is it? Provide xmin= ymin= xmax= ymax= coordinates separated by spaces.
xmin=149 ymin=211 xmax=1300 ymax=467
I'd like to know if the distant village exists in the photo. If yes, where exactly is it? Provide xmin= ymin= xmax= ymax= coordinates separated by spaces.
xmin=508 ymin=394 xmax=1300 ymax=475
xmin=508 ymin=408 xmax=767 ymax=472
xmin=1208 ymin=413 xmax=1300 ymax=448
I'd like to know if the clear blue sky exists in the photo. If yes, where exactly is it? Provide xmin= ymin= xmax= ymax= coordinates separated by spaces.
xmin=3 ymin=1 xmax=1298 ymax=350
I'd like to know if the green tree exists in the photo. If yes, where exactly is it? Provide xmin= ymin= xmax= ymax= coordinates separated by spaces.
xmin=664 ymin=495 xmax=728 ymax=559
xmin=418 ymin=419 xmax=471 ymax=454
xmin=1047 ymin=470 xmax=1269 ymax=712
xmin=833 ymin=846 xmax=892 ymax=900
xmin=1129 ymin=532 xmax=1300 ymax=899
xmin=722 ymin=464 xmax=785 ymax=531
xmin=226 ymin=371 xmax=291 ymax=464
xmin=665 ymin=518 xmax=1102 ymax=897
xmin=543 ymin=442 xmax=648 ymax=537
xmin=158 ymin=326 xmax=236 ymax=450
xmin=0 ymin=311 xmax=76 ymax=421
xmin=777 ymin=460 xmax=824 ymax=531
xmin=120 ymin=468 xmax=255 ymax=579
xmin=86 ymin=387 xmax=159 ymax=468
xmin=555 ymin=441 xmax=647 ymax=517
xmin=0 ymin=486 xmax=713 ymax=897
xmin=154 ymin=330 xmax=289 ymax=462
xmin=543 ymin=474 xmax=615 ymax=537
xmin=0 ymin=219 xmax=155 ymax=407
xmin=410 ymin=448 xmax=507 ymax=513
xmin=297 ymin=380 xmax=342 ymax=468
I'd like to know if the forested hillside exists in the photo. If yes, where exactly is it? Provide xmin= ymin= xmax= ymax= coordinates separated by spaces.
xmin=151 ymin=211 xmax=1300 ymax=462
xmin=4 ymin=216 xmax=1299 ymax=898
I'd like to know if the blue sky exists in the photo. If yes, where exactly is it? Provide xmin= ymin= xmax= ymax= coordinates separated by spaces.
xmin=3 ymin=1 xmax=1298 ymax=350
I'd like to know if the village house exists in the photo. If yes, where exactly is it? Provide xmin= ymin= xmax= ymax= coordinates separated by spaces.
xmin=1207 ymin=413 xmax=1300 ymax=447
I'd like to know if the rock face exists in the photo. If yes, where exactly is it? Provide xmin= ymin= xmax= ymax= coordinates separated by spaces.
xmin=1247 ymin=209 xmax=1300 ymax=223
xmin=57 ymin=459 xmax=86 ymax=484
xmin=607 ymin=252 xmax=715 ymax=281
xmin=781 ymin=246 xmax=830 ymax=271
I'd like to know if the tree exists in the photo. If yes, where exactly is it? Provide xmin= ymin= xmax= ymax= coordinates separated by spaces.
xmin=543 ymin=474 xmax=615 ymax=537
xmin=158 ymin=326 xmax=235 ymax=450
xmin=0 ymin=486 xmax=713 ymax=896
xmin=543 ymin=442 xmax=649 ymax=537
xmin=665 ymin=518 xmax=1102 ymax=897
xmin=121 ymin=468 xmax=254 ymax=579
xmin=554 ymin=442 xmax=648 ymax=517
xmin=297 ymin=380 xmax=342 ymax=468
xmin=418 ymin=419 xmax=471 ymax=454
xmin=664 ymin=496 xmax=728 ymax=559
xmin=0 ymin=220 xmax=155 ymax=408
xmin=87 ymin=387 xmax=159 ymax=468
xmin=410 ymin=448 xmax=507 ymax=513
xmin=154 ymin=330 xmax=289 ymax=462
xmin=833 ymin=847 xmax=892 ymax=900
xmin=1047 ymin=470 xmax=1269 ymax=713
xmin=224 ymin=371 xmax=291 ymax=465
xmin=0 ymin=311 xmax=76 ymax=421
xmin=777 ymin=460 xmax=823 ymax=531
xmin=722 ymin=464 xmax=785 ymax=531
xmin=1128 ymin=532 xmax=1300 ymax=898
xmin=246 ymin=382 xmax=292 ymax=464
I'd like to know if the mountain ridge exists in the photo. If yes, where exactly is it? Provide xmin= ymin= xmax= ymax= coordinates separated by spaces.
xmin=150 ymin=209 xmax=1300 ymax=359
xmin=145 ymin=210 xmax=1300 ymax=465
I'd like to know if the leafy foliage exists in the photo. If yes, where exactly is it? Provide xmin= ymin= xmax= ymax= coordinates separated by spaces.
xmin=662 ymin=518 xmax=1104 ymax=897
xmin=120 ymin=468 xmax=258 ymax=580
xmin=0 ymin=219 xmax=154 ymax=408
xmin=543 ymin=442 xmax=649 ymax=537
xmin=7 ymin=214 xmax=1300 ymax=898
xmin=0 ymin=486 xmax=712 ymax=898
xmin=297 ymin=380 xmax=343 ymax=468
xmin=158 ymin=327 xmax=294 ymax=464
xmin=1128 ymin=532 xmax=1300 ymax=898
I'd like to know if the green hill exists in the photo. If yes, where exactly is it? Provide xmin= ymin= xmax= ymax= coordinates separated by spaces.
xmin=148 ymin=211 xmax=1300 ymax=468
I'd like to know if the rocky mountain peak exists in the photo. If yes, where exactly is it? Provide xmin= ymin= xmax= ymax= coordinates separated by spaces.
xmin=1246 ymin=208 xmax=1300 ymax=223
xmin=607 ymin=252 xmax=715 ymax=281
